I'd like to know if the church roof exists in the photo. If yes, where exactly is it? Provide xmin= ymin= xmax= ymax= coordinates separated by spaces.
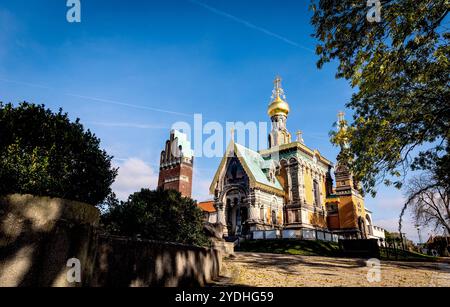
xmin=209 ymin=141 xmax=284 ymax=195
xmin=235 ymin=143 xmax=283 ymax=191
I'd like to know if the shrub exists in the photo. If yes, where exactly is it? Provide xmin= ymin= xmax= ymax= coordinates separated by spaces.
xmin=101 ymin=189 xmax=209 ymax=246
xmin=0 ymin=102 xmax=117 ymax=205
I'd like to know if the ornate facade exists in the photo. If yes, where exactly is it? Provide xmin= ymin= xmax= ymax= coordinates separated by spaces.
xmin=209 ymin=76 xmax=369 ymax=239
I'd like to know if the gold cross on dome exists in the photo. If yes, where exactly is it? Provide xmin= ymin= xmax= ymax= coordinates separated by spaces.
xmin=338 ymin=111 xmax=345 ymax=123
xmin=274 ymin=76 xmax=282 ymax=89
xmin=272 ymin=75 xmax=286 ymax=101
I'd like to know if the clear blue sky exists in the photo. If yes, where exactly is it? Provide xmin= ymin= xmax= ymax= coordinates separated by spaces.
xmin=0 ymin=0 xmax=432 ymax=241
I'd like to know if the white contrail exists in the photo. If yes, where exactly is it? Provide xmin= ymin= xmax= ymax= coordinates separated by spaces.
xmin=89 ymin=121 xmax=169 ymax=129
xmin=188 ymin=0 xmax=314 ymax=52
xmin=0 ymin=77 xmax=193 ymax=117
xmin=66 ymin=93 xmax=193 ymax=117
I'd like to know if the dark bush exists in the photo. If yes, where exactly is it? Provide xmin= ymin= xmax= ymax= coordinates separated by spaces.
xmin=0 ymin=102 xmax=117 ymax=205
xmin=101 ymin=189 xmax=209 ymax=246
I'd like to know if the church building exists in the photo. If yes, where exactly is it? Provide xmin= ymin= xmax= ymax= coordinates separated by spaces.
xmin=209 ymin=76 xmax=369 ymax=240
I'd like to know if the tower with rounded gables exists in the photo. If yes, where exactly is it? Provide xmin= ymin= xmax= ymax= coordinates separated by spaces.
xmin=158 ymin=130 xmax=194 ymax=198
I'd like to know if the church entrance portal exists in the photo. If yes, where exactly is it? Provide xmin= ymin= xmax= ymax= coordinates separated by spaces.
xmin=225 ymin=192 xmax=249 ymax=237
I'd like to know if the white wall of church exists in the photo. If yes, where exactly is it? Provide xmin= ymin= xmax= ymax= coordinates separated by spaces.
xmin=253 ymin=189 xmax=284 ymax=224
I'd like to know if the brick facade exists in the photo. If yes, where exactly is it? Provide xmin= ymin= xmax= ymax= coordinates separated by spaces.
xmin=157 ymin=130 xmax=194 ymax=198
xmin=158 ymin=162 xmax=193 ymax=198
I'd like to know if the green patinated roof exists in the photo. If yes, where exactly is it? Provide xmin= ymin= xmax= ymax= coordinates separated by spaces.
xmin=234 ymin=143 xmax=283 ymax=190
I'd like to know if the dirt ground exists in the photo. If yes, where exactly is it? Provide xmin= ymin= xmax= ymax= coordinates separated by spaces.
xmin=214 ymin=252 xmax=450 ymax=287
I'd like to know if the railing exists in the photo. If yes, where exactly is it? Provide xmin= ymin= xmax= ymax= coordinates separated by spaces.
xmin=252 ymin=229 xmax=340 ymax=242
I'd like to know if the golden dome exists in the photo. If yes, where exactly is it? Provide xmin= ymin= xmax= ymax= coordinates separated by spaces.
xmin=268 ymin=76 xmax=290 ymax=117
xmin=268 ymin=95 xmax=290 ymax=117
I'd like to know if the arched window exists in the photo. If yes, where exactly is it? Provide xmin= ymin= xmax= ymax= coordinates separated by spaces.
xmin=294 ymin=210 xmax=301 ymax=223
xmin=260 ymin=207 xmax=265 ymax=222
xmin=226 ymin=199 xmax=232 ymax=224
xmin=289 ymin=159 xmax=300 ymax=202
xmin=366 ymin=214 xmax=373 ymax=235
xmin=313 ymin=179 xmax=320 ymax=207
xmin=271 ymin=210 xmax=277 ymax=225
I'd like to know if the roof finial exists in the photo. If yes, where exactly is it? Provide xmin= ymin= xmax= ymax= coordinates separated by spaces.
xmin=231 ymin=127 xmax=235 ymax=142
xmin=337 ymin=111 xmax=348 ymax=132
xmin=296 ymin=130 xmax=304 ymax=143
xmin=337 ymin=111 xmax=349 ymax=149
xmin=268 ymin=75 xmax=290 ymax=117
xmin=338 ymin=111 xmax=345 ymax=123
xmin=271 ymin=75 xmax=286 ymax=101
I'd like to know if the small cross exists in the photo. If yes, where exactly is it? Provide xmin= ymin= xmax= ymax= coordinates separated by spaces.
xmin=296 ymin=130 xmax=304 ymax=143
xmin=338 ymin=111 xmax=345 ymax=123
xmin=231 ymin=127 xmax=235 ymax=142
xmin=274 ymin=76 xmax=282 ymax=89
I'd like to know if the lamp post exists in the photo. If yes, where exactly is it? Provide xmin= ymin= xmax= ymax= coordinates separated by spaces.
xmin=443 ymin=226 xmax=449 ymax=256
xmin=416 ymin=224 xmax=422 ymax=245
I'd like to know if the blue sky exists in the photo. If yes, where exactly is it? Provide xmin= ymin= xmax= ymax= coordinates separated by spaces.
xmin=0 ymin=0 xmax=433 ymax=241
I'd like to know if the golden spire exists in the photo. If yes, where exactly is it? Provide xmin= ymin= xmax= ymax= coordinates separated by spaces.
xmin=337 ymin=111 xmax=347 ymax=132
xmin=337 ymin=111 xmax=349 ymax=149
xmin=338 ymin=111 xmax=345 ymax=123
xmin=268 ymin=75 xmax=290 ymax=117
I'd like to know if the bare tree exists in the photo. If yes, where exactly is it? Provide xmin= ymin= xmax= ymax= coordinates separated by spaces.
xmin=399 ymin=172 xmax=450 ymax=236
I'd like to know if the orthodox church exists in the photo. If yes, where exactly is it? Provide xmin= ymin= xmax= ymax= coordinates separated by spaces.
xmin=209 ymin=76 xmax=370 ymax=240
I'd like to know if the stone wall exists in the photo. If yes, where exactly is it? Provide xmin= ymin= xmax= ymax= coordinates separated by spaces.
xmin=0 ymin=194 xmax=222 ymax=287
xmin=91 ymin=236 xmax=221 ymax=287
xmin=0 ymin=194 xmax=99 ymax=287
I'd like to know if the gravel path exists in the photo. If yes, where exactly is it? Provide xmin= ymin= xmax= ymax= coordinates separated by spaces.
xmin=215 ymin=252 xmax=450 ymax=287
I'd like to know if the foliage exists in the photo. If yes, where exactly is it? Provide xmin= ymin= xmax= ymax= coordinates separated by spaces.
xmin=0 ymin=102 xmax=117 ymax=205
xmin=399 ymin=170 xmax=450 ymax=234
xmin=311 ymin=0 xmax=449 ymax=196
xmin=101 ymin=188 xmax=210 ymax=247
xmin=425 ymin=236 xmax=449 ymax=256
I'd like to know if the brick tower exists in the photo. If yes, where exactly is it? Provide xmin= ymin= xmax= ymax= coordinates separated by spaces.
xmin=157 ymin=130 xmax=194 ymax=198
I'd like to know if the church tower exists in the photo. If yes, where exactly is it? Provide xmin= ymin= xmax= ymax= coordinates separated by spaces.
xmin=268 ymin=76 xmax=292 ymax=148
xmin=333 ymin=112 xmax=367 ymax=238
xmin=158 ymin=130 xmax=194 ymax=198
xmin=334 ymin=111 xmax=356 ymax=193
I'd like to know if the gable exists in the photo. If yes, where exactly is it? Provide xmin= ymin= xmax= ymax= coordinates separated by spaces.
xmin=209 ymin=141 xmax=284 ymax=195
xmin=224 ymin=157 xmax=249 ymax=185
